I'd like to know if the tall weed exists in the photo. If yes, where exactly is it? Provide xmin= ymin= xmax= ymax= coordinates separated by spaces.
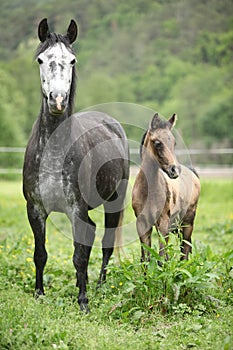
xmin=105 ymin=233 xmax=233 ymax=322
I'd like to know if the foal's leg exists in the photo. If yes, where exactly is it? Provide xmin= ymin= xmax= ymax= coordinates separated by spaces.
xmin=156 ymin=217 xmax=169 ymax=260
xmin=139 ymin=229 xmax=152 ymax=263
xmin=136 ymin=214 xmax=152 ymax=262
xmin=72 ymin=215 xmax=96 ymax=312
xmin=181 ymin=223 xmax=193 ymax=260
xmin=181 ymin=208 xmax=197 ymax=259
xmin=97 ymin=209 xmax=123 ymax=286
xmin=27 ymin=202 xmax=48 ymax=296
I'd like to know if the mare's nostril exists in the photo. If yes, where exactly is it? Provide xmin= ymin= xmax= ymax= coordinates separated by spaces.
xmin=49 ymin=91 xmax=54 ymax=100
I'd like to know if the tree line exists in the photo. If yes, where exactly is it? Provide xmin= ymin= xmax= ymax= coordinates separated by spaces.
xmin=0 ymin=0 xmax=232 ymax=169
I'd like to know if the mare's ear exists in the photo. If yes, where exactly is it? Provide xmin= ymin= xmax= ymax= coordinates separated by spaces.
xmin=168 ymin=113 xmax=177 ymax=129
xmin=67 ymin=19 xmax=78 ymax=44
xmin=150 ymin=113 xmax=160 ymax=130
xmin=38 ymin=18 xmax=50 ymax=43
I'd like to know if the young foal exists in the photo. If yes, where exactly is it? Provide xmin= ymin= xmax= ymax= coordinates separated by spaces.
xmin=132 ymin=113 xmax=200 ymax=262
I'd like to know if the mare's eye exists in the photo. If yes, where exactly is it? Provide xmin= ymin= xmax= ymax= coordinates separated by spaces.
xmin=37 ymin=58 xmax=43 ymax=65
xmin=70 ymin=58 xmax=76 ymax=65
xmin=154 ymin=140 xmax=162 ymax=148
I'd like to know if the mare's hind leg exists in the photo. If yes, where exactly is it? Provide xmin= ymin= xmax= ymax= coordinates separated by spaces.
xmin=97 ymin=209 xmax=123 ymax=286
xmin=98 ymin=178 xmax=128 ymax=286
xmin=72 ymin=215 xmax=96 ymax=312
xmin=27 ymin=202 xmax=48 ymax=296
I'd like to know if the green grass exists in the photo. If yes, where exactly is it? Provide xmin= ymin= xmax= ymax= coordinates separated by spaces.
xmin=0 ymin=179 xmax=233 ymax=350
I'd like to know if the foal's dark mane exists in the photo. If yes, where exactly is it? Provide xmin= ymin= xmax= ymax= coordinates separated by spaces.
xmin=35 ymin=32 xmax=77 ymax=115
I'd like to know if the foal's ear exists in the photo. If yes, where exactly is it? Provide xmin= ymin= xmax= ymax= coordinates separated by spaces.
xmin=168 ymin=113 xmax=177 ymax=129
xmin=67 ymin=19 xmax=78 ymax=44
xmin=38 ymin=18 xmax=50 ymax=43
xmin=150 ymin=113 xmax=160 ymax=130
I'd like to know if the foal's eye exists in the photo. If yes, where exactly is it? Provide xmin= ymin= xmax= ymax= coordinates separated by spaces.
xmin=70 ymin=59 xmax=76 ymax=65
xmin=154 ymin=140 xmax=162 ymax=148
xmin=37 ymin=58 xmax=43 ymax=65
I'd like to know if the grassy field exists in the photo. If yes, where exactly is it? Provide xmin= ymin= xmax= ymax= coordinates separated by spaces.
xmin=0 ymin=178 xmax=232 ymax=350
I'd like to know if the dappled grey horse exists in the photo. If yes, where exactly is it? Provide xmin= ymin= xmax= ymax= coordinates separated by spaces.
xmin=23 ymin=19 xmax=129 ymax=311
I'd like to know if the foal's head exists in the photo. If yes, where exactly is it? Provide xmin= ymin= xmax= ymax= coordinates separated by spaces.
xmin=36 ymin=18 xmax=78 ymax=116
xmin=142 ymin=113 xmax=181 ymax=179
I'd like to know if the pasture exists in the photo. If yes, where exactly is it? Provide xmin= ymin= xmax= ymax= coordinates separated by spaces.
xmin=0 ymin=178 xmax=232 ymax=349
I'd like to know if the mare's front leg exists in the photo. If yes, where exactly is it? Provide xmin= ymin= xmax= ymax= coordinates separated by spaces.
xmin=72 ymin=212 xmax=96 ymax=312
xmin=27 ymin=202 xmax=48 ymax=296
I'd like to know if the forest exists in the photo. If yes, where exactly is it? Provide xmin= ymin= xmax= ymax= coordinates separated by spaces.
xmin=0 ymin=0 xmax=232 ymax=168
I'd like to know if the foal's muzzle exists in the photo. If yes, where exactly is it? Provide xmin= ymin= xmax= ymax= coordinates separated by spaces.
xmin=165 ymin=165 xmax=181 ymax=179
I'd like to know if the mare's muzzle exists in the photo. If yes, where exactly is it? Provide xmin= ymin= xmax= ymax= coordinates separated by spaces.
xmin=48 ymin=91 xmax=68 ymax=115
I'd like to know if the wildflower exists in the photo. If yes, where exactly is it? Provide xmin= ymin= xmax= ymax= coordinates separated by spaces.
xmin=26 ymin=257 xmax=33 ymax=262
xmin=111 ymin=285 xmax=115 ymax=289
xmin=119 ymin=282 xmax=123 ymax=286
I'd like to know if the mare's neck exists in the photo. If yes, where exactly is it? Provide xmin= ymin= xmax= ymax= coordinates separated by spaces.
xmin=37 ymin=98 xmax=72 ymax=149
xmin=40 ymin=98 xmax=70 ymax=135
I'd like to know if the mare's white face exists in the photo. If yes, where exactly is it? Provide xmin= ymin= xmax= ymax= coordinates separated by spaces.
xmin=37 ymin=42 xmax=76 ymax=115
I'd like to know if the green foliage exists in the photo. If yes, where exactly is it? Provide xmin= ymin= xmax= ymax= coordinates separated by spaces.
xmin=0 ymin=179 xmax=233 ymax=349
xmin=0 ymin=0 xmax=232 ymax=153
xmin=104 ymin=235 xmax=232 ymax=321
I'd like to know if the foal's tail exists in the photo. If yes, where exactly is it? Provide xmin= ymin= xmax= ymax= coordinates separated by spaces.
xmin=114 ymin=210 xmax=127 ymax=263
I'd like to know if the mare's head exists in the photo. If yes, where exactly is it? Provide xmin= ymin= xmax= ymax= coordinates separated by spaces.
xmin=142 ymin=113 xmax=181 ymax=179
xmin=36 ymin=18 xmax=78 ymax=116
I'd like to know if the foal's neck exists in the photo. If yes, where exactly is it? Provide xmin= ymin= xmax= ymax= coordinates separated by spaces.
xmin=141 ymin=156 xmax=161 ymax=180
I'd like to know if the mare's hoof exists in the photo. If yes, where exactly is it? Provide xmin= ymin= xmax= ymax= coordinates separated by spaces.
xmin=79 ymin=303 xmax=90 ymax=314
xmin=35 ymin=289 xmax=45 ymax=299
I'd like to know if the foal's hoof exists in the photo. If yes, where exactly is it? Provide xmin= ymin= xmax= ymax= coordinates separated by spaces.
xmin=79 ymin=303 xmax=90 ymax=314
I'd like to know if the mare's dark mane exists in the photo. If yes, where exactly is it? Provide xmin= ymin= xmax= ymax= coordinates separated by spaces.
xmin=35 ymin=32 xmax=77 ymax=115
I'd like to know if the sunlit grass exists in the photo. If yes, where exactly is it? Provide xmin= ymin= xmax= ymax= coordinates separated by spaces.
xmin=0 ymin=179 xmax=232 ymax=349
